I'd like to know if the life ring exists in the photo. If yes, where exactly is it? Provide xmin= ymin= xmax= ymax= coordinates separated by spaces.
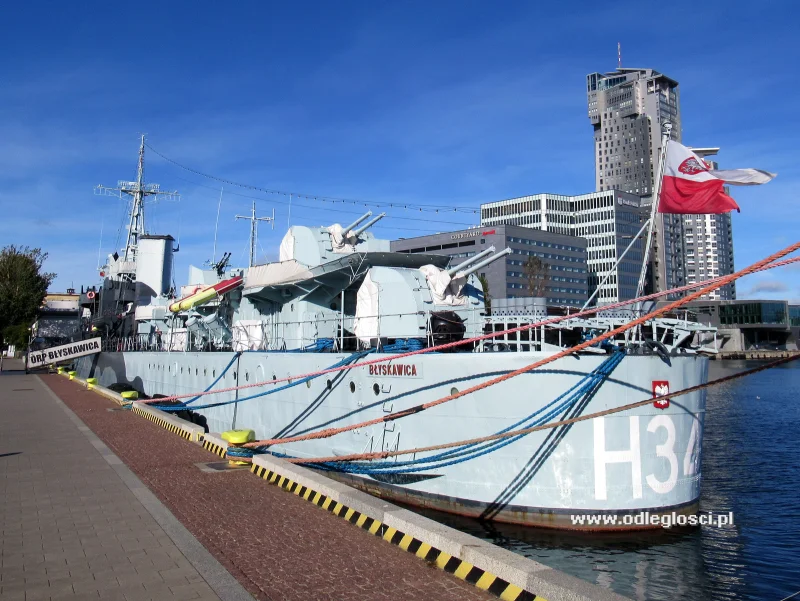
xmin=87 ymin=291 xmax=96 ymax=300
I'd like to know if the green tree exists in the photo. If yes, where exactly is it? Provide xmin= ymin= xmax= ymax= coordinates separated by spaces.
xmin=523 ymin=256 xmax=549 ymax=297
xmin=0 ymin=246 xmax=55 ymax=345
xmin=478 ymin=274 xmax=491 ymax=314
xmin=2 ymin=324 xmax=30 ymax=349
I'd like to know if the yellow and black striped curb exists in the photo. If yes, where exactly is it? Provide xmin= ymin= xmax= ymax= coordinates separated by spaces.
xmin=202 ymin=438 xmax=227 ymax=458
xmin=131 ymin=404 xmax=201 ymax=442
xmin=251 ymin=464 xmax=542 ymax=601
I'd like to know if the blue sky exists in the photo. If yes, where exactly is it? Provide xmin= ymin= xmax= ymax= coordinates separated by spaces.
xmin=1 ymin=1 xmax=798 ymax=300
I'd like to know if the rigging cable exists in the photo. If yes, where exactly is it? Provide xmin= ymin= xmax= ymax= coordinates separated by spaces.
xmin=144 ymin=141 xmax=481 ymax=214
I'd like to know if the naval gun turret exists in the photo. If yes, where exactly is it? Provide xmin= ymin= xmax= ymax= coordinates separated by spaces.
xmin=353 ymin=247 xmax=512 ymax=350
xmin=278 ymin=212 xmax=389 ymax=267
xmin=446 ymin=245 xmax=497 ymax=276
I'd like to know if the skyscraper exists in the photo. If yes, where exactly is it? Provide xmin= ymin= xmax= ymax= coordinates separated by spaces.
xmin=586 ymin=68 xmax=685 ymax=295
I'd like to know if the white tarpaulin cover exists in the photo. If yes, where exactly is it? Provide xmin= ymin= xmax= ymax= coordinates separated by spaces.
xmin=418 ymin=265 xmax=467 ymax=306
xmin=244 ymin=260 xmax=313 ymax=289
xmin=327 ymin=224 xmax=357 ymax=254
xmin=353 ymin=271 xmax=379 ymax=344
xmin=165 ymin=329 xmax=187 ymax=352
xmin=232 ymin=320 xmax=266 ymax=351
xmin=279 ymin=230 xmax=295 ymax=261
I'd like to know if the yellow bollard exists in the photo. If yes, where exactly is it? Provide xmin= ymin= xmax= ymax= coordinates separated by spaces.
xmin=120 ymin=390 xmax=139 ymax=401
xmin=221 ymin=429 xmax=255 ymax=466
xmin=86 ymin=377 xmax=98 ymax=390
xmin=57 ymin=367 xmax=66 ymax=375
xmin=68 ymin=371 xmax=77 ymax=380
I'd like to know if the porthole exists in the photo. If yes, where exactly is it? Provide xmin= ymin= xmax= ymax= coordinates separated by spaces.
xmin=212 ymin=370 xmax=216 ymax=378
xmin=195 ymin=368 xmax=198 ymax=376
xmin=450 ymin=387 xmax=459 ymax=395
xmin=245 ymin=372 xmax=249 ymax=382
xmin=372 ymin=383 xmax=380 ymax=396
xmin=272 ymin=375 xmax=277 ymax=382
xmin=204 ymin=368 xmax=207 ymax=376
xmin=232 ymin=371 xmax=237 ymax=380
xmin=349 ymin=381 xmax=356 ymax=393
xmin=180 ymin=366 xmax=183 ymax=374
xmin=306 ymin=380 xmax=311 ymax=389
xmin=326 ymin=379 xmax=332 ymax=390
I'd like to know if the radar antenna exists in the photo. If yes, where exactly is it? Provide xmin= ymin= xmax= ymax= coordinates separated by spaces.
xmin=95 ymin=135 xmax=180 ymax=264
xmin=236 ymin=201 xmax=275 ymax=268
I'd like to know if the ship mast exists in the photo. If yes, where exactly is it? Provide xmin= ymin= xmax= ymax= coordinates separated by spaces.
xmin=235 ymin=201 xmax=274 ymax=268
xmin=95 ymin=135 xmax=179 ymax=266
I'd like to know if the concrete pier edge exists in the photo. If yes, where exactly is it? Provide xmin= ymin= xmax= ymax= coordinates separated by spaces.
xmin=72 ymin=371 xmax=630 ymax=601
xmin=249 ymin=454 xmax=630 ymax=601
xmin=61 ymin=370 xmax=206 ymax=442
xmin=130 ymin=401 xmax=205 ymax=442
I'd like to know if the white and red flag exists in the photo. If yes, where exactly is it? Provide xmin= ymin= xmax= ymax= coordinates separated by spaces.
xmin=659 ymin=140 xmax=776 ymax=214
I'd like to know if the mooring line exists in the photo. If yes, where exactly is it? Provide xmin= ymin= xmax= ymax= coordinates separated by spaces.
xmin=141 ymin=253 xmax=800 ymax=406
xmin=242 ymin=241 xmax=800 ymax=449
xmin=288 ymin=353 xmax=800 ymax=464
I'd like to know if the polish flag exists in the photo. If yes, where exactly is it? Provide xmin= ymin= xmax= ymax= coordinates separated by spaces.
xmin=658 ymin=140 xmax=776 ymax=214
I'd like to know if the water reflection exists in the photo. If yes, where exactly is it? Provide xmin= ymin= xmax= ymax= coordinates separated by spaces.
xmin=413 ymin=505 xmax=717 ymax=600
xmin=411 ymin=361 xmax=800 ymax=601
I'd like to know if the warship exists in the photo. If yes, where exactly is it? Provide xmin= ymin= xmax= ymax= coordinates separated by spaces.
xmin=68 ymin=138 xmax=714 ymax=530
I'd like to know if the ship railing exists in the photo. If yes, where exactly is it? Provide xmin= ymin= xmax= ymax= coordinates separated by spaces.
xmin=98 ymin=305 xmax=491 ymax=353
xmin=482 ymin=312 xmax=717 ymax=354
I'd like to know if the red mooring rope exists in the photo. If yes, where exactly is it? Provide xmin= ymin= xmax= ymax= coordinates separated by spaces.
xmin=290 ymin=354 xmax=800 ymax=464
xmin=143 ymin=254 xmax=800 ymax=406
xmin=243 ymin=241 xmax=800 ymax=449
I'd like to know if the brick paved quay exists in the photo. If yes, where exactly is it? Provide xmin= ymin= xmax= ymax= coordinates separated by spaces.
xmin=0 ymin=360 xmax=250 ymax=601
xmin=2 ymin=362 xmax=495 ymax=601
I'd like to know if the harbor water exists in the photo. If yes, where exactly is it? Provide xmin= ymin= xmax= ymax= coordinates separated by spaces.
xmin=413 ymin=360 xmax=800 ymax=601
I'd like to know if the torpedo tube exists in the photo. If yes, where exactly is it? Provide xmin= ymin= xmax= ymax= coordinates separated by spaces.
xmin=168 ymin=275 xmax=243 ymax=313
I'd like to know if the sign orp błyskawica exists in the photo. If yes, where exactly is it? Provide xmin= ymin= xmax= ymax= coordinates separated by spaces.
xmin=27 ymin=338 xmax=102 ymax=369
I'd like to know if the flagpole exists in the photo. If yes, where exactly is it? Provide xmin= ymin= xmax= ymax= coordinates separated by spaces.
xmin=582 ymin=216 xmax=652 ymax=310
xmin=635 ymin=122 xmax=672 ymax=299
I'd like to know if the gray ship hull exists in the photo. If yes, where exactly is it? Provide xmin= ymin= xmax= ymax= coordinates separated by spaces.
xmin=77 ymin=350 xmax=707 ymax=530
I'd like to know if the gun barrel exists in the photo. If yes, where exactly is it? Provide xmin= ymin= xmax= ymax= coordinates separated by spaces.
xmin=352 ymin=212 xmax=386 ymax=237
xmin=458 ymin=248 xmax=513 ymax=278
xmin=342 ymin=211 xmax=373 ymax=236
xmin=446 ymin=245 xmax=496 ymax=276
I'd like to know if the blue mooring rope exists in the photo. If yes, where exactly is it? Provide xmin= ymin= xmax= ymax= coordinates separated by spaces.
xmin=183 ymin=352 xmax=241 ymax=406
xmin=272 ymin=350 xmax=625 ymax=475
xmin=151 ymin=349 xmax=374 ymax=412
